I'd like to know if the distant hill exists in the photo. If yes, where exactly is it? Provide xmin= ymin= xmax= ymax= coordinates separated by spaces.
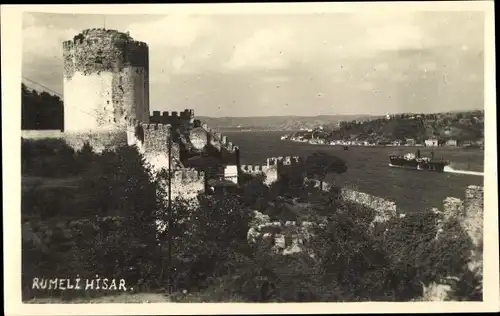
xmin=196 ymin=115 xmax=380 ymax=131
xmin=333 ymin=111 xmax=485 ymax=144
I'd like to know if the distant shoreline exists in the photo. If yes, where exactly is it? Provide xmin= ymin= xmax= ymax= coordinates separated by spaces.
xmin=218 ymin=129 xmax=298 ymax=133
xmin=279 ymin=137 xmax=484 ymax=151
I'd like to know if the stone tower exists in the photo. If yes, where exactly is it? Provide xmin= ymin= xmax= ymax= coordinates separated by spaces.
xmin=62 ymin=29 xmax=150 ymax=133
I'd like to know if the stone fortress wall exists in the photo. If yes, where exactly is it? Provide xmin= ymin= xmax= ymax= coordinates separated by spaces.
xmin=131 ymin=123 xmax=181 ymax=170
xmin=63 ymin=29 xmax=150 ymax=133
xmin=340 ymin=188 xmax=398 ymax=224
xmin=25 ymin=29 xmax=212 ymax=199
xmin=266 ymin=156 xmax=304 ymax=167
xmin=439 ymin=185 xmax=484 ymax=275
xmin=166 ymin=168 xmax=206 ymax=201
xmin=150 ymin=109 xmax=194 ymax=130
xmin=24 ymin=27 xmax=244 ymax=198
xmin=237 ymin=156 xmax=304 ymax=186
xmin=200 ymin=123 xmax=238 ymax=154
xmin=239 ymin=164 xmax=278 ymax=186
xmin=421 ymin=185 xmax=484 ymax=301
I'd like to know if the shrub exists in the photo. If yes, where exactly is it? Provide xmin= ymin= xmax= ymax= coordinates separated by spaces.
xmin=242 ymin=178 xmax=270 ymax=209
xmin=22 ymin=138 xmax=78 ymax=177
xmin=373 ymin=210 xmax=479 ymax=300
xmin=304 ymin=151 xmax=347 ymax=186
xmin=155 ymin=174 xmax=254 ymax=293
xmin=22 ymin=145 xmax=160 ymax=300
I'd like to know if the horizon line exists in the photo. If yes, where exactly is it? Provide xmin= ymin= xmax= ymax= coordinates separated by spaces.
xmin=179 ymin=109 xmax=485 ymax=119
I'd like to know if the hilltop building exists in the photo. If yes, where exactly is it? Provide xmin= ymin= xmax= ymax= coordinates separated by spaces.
xmin=445 ymin=139 xmax=458 ymax=147
xmin=425 ymin=139 xmax=439 ymax=147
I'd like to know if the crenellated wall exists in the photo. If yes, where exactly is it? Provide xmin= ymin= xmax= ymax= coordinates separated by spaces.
xmin=266 ymin=156 xmax=304 ymax=167
xmin=63 ymin=29 xmax=149 ymax=132
xmin=130 ymin=123 xmax=181 ymax=171
xmin=149 ymin=109 xmax=194 ymax=128
xmin=238 ymin=155 xmax=304 ymax=186
xmin=171 ymin=168 xmax=205 ymax=200
xmin=200 ymin=123 xmax=238 ymax=153
xmin=239 ymin=164 xmax=278 ymax=186
xmin=155 ymin=167 xmax=205 ymax=201
xmin=240 ymin=164 xmax=266 ymax=174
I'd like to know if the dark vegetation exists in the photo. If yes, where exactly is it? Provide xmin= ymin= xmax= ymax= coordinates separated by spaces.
xmin=22 ymin=140 xmax=481 ymax=302
xmin=22 ymin=83 xmax=64 ymax=131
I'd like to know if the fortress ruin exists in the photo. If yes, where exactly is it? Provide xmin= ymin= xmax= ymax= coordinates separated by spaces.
xmin=22 ymin=28 xmax=318 ymax=198
xmin=22 ymin=28 xmax=484 ymax=234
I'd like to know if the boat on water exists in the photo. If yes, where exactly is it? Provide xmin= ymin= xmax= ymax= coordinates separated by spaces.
xmin=388 ymin=149 xmax=449 ymax=172
xmin=343 ymin=145 xmax=349 ymax=150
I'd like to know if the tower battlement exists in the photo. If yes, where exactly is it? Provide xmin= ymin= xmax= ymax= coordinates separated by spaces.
xmin=241 ymin=165 xmax=267 ymax=173
xmin=63 ymin=29 xmax=149 ymax=79
xmin=150 ymin=109 xmax=195 ymax=125
xmin=267 ymin=156 xmax=303 ymax=166
xmin=141 ymin=123 xmax=172 ymax=133
xmin=62 ymin=28 xmax=150 ymax=133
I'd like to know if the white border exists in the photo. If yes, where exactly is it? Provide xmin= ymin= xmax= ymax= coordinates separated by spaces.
xmin=2 ymin=2 xmax=498 ymax=315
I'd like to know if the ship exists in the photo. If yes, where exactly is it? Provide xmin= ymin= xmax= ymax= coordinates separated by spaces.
xmin=388 ymin=149 xmax=449 ymax=172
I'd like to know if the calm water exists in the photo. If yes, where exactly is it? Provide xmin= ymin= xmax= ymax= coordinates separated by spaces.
xmin=225 ymin=131 xmax=484 ymax=213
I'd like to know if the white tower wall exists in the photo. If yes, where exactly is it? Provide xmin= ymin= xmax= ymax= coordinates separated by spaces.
xmin=62 ymin=28 xmax=149 ymax=133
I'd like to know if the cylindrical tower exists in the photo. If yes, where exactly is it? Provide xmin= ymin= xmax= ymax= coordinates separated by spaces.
xmin=62 ymin=28 xmax=150 ymax=133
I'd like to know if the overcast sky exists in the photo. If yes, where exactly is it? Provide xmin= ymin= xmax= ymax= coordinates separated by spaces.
xmin=22 ymin=10 xmax=485 ymax=117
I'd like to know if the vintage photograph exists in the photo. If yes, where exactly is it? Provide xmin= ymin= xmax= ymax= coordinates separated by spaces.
xmin=4 ymin=2 xmax=495 ymax=310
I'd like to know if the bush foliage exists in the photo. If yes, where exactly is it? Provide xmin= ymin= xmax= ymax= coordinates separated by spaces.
xmin=22 ymin=142 xmax=481 ymax=302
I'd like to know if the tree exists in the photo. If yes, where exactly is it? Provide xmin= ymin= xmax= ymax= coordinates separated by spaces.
xmin=242 ymin=178 xmax=270 ymax=210
xmin=21 ymin=83 xmax=64 ymax=130
xmin=155 ymin=176 xmax=254 ymax=292
xmin=304 ymin=151 xmax=347 ymax=188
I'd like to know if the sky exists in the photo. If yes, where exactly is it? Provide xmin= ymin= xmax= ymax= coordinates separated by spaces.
xmin=22 ymin=9 xmax=486 ymax=117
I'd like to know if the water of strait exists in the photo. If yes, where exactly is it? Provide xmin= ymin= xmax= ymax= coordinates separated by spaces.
xmin=225 ymin=131 xmax=484 ymax=213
